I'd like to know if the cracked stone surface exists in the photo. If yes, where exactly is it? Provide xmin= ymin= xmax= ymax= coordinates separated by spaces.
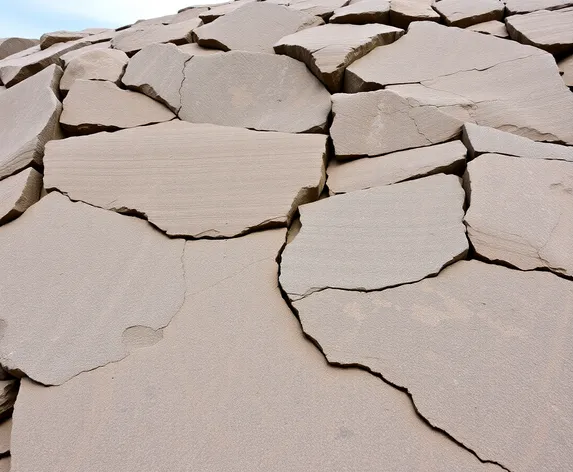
xmin=331 ymin=89 xmax=464 ymax=158
xmin=329 ymin=0 xmax=391 ymax=24
xmin=280 ymin=174 xmax=468 ymax=300
xmin=434 ymin=0 xmax=504 ymax=28
xmin=327 ymin=141 xmax=467 ymax=194
xmin=504 ymin=0 xmax=573 ymax=14
xmin=60 ymin=80 xmax=175 ymax=135
xmin=0 ymin=168 xmax=42 ymax=225
xmin=467 ymin=20 xmax=508 ymax=38
xmin=0 ymin=64 xmax=62 ymax=180
xmin=193 ymin=3 xmax=323 ymax=53
xmin=0 ymin=38 xmax=38 ymax=61
xmin=465 ymin=153 xmax=573 ymax=276
xmin=10 ymin=230 xmax=497 ymax=472
xmin=286 ymin=0 xmax=352 ymax=19
xmin=293 ymin=260 xmax=573 ymax=472
xmin=389 ymin=0 xmax=440 ymax=28
xmin=274 ymin=23 xmax=403 ymax=93
xmin=560 ymin=54 xmax=573 ymax=86
xmin=0 ymin=419 xmax=11 ymax=456
xmin=199 ymin=0 xmax=258 ymax=23
xmin=60 ymin=49 xmax=128 ymax=93
xmin=40 ymin=31 xmax=87 ymax=50
xmin=180 ymin=51 xmax=331 ymax=133
xmin=0 ymin=192 xmax=185 ymax=386
xmin=59 ymin=41 xmax=112 ymax=66
xmin=44 ymin=121 xmax=327 ymax=238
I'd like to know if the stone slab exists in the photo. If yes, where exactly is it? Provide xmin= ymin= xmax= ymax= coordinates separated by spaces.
xmin=0 ymin=38 xmax=39 ymax=61
xmin=286 ymin=0 xmax=351 ymax=19
xmin=467 ymin=20 xmax=508 ymax=38
xmin=389 ymin=0 xmax=440 ymax=28
xmin=434 ymin=0 xmax=504 ymax=28
xmin=330 ymin=0 xmax=390 ymax=23
xmin=504 ymin=0 xmax=573 ymax=14
xmin=40 ymin=31 xmax=87 ymax=50
xmin=0 ymin=419 xmax=11 ymax=456
xmin=59 ymin=41 xmax=112 ymax=67
xmin=0 ymin=168 xmax=42 ymax=225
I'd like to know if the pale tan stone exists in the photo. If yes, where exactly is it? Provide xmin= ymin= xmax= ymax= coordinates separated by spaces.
xmin=44 ymin=121 xmax=326 ymax=238
xmin=505 ymin=0 xmax=573 ymax=14
xmin=327 ymin=141 xmax=467 ymax=194
xmin=0 ymin=168 xmax=42 ymax=225
xmin=0 ymin=458 xmax=9 ymax=472
xmin=294 ymin=260 xmax=573 ymax=472
xmin=177 ymin=42 xmax=222 ymax=56
xmin=280 ymin=174 xmax=468 ymax=300
xmin=59 ymin=41 xmax=112 ymax=67
xmin=434 ymin=0 xmax=504 ymax=27
xmin=40 ymin=31 xmax=87 ymax=50
xmin=330 ymin=0 xmax=391 ymax=24
xmin=0 ymin=381 xmax=17 ymax=418
xmin=60 ymin=49 xmax=128 ymax=93
xmin=467 ymin=20 xmax=508 ymax=38
xmin=180 ymin=51 xmax=331 ymax=133
xmin=10 ymin=230 xmax=496 ymax=472
xmin=199 ymin=0 xmax=258 ymax=23
xmin=60 ymin=80 xmax=175 ymax=135
xmin=0 ymin=419 xmax=11 ymax=456
xmin=0 ymin=38 xmax=38 ymax=61
xmin=389 ymin=0 xmax=440 ymax=28
xmin=559 ymin=54 xmax=573 ymax=86
xmin=133 ymin=14 xmax=176 ymax=27
xmin=0 ymin=65 xmax=62 ymax=180
xmin=287 ymin=0 xmax=352 ymax=19
xmin=169 ymin=6 xmax=211 ymax=23
xmin=0 ymin=192 xmax=185 ymax=386
xmin=274 ymin=23 xmax=403 ymax=92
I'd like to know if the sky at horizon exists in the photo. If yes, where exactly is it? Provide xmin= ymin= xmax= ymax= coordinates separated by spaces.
xmin=0 ymin=0 xmax=227 ymax=38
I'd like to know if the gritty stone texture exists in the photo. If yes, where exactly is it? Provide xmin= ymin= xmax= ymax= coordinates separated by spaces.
xmin=0 ymin=381 xmax=17 ymax=418
xmin=60 ymin=49 xmax=128 ymax=93
xmin=330 ymin=0 xmax=391 ymax=24
xmin=133 ymin=14 xmax=176 ymax=27
xmin=0 ymin=65 xmax=62 ymax=180
xmin=60 ymin=80 xmax=175 ymax=135
xmin=389 ymin=0 xmax=440 ymax=28
xmin=293 ymin=260 xmax=573 ymax=472
xmin=331 ymin=90 xmax=463 ymax=158
xmin=506 ymin=8 xmax=573 ymax=55
xmin=40 ymin=31 xmax=87 ymax=50
xmin=44 ymin=121 xmax=327 ymax=238
xmin=286 ymin=0 xmax=352 ymax=19
xmin=0 ymin=38 xmax=39 ymax=60
xmin=0 ymin=168 xmax=42 ymax=225
xmin=559 ymin=54 xmax=573 ymax=86
xmin=193 ymin=3 xmax=323 ymax=53
xmin=169 ymin=6 xmax=210 ymax=23
xmin=327 ymin=141 xmax=467 ymax=194
xmin=177 ymin=42 xmax=222 ymax=55
xmin=505 ymin=0 xmax=573 ymax=14
xmin=199 ymin=0 xmax=258 ymax=23
xmin=434 ymin=0 xmax=504 ymax=28
xmin=10 ymin=230 xmax=495 ymax=472
xmin=0 ymin=419 xmax=11 ymax=456
xmin=59 ymin=41 xmax=112 ymax=66
xmin=467 ymin=20 xmax=508 ymax=38
xmin=180 ymin=51 xmax=331 ymax=133
xmin=0 ymin=458 xmax=8 ymax=472
xmin=274 ymin=23 xmax=403 ymax=92
xmin=0 ymin=192 xmax=185 ymax=386
xmin=280 ymin=174 xmax=468 ymax=300
xmin=465 ymin=153 xmax=573 ymax=276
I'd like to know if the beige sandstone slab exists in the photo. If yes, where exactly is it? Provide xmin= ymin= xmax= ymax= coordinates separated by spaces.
xmin=11 ymin=230 xmax=498 ymax=472
xmin=60 ymin=49 xmax=128 ymax=93
xmin=0 ymin=192 xmax=185 ymax=386
xmin=389 ymin=0 xmax=440 ymax=28
xmin=0 ymin=381 xmax=17 ymax=419
xmin=61 ymin=80 xmax=175 ymax=135
xmin=0 ymin=419 xmax=11 ymax=456
xmin=133 ymin=14 xmax=177 ymax=27
xmin=505 ymin=0 xmax=573 ymax=14
xmin=434 ymin=0 xmax=504 ymax=27
xmin=331 ymin=90 xmax=463 ymax=158
xmin=274 ymin=23 xmax=403 ymax=93
xmin=287 ymin=0 xmax=352 ymax=19
xmin=467 ymin=20 xmax=508 ymax=38
xmin=0 ymin=168 xmax=42 ymax=225
xmin=294 ymin=260 xmax=573 ymax=472
xmin=169 ymin=6 xmax=211 ymax=23
xmin=330 ymin=0 xmax=390 ymax=23
xmin=0 ymin=86 xmax=4 ymax=94
xmin=506 ymin=8 xmax=573 ymax=55
xmin=59 ymin=41 xmax=112 ymax=66
xmin=40 ymin=31 xmax=87 ymax=50
xmin=177 ymin=42 xmax=222 ymax=55
xmin=0 ymin=458 xmax=9 ymax=472
xmin=199 ymin=0 xmax=258 ymax=23
xmin=462 ymin=123 xmax=573 ymax=160
xmin=280 ymin=174 xmax=467 ymax=300
xmin=0 ymin=38 xmax=38 ymax=61
xmin=327 ymin=141 xmax=466 ymax=194
xmin=465 ymin=153 xmax=573 ymax=275
xmin=44 ymin=121 xmax=326 ymax=238
xmin=0 ymin=65 xmax=62 ymax=180
xmin=180 ymin=51 xmax=331 ymax=133
xmin=559 ymin=54 xmax=573 ymax=86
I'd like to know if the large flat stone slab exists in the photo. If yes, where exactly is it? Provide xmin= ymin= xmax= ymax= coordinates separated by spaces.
xmin=465 ymin=153 xmax=573 ymax=276
xmin=434 ymin=0 xmax=504 ymax=27
xmin=180 ymin=51 xmax=331 ymax=133
xmin=0 ymin=168 xmax=42 ymax=225
xmin=560 ymin=54 xmax=573 ymax=86
xmin=389 ymin=0 xmax=440 ymax=28
xmin=40 ymin=31 xmax=87 ymax=50
xmin=286 ymin=0 xmax=352 ymax=19
xmin=193 ymin=2 xmax=323 ymax=53
xmin=0 ymin=65 xmax=62 ymax=180
xmin=0 ymin=38 xmax=39 ymax=61
xmin=467 ymin=20 xmax=508 ymax=38
xmin=199 ymin=0 xmax=258 ymax=23
xmin=60 ymin=80 xmax=175 ymax=135
xmin=44 ymin=121 xmax=327 ymax=238
xmin=0 ymin=192 xmax=185 ymax=386
xmin=504 ymin=0 xmax=573 ymax=14
xmin=10 ymin=230 xmax=497 ymax=472
xmin=280 ymin=173 xmax=467 ymax=300
xmin=293 ymin=260 xmax=573 ymax=472
xmin=274 ymin=23 xmax=403 ymax=92
xmin=327 ymin=141 xmax=467 ymax=194
xmin=59 ymin=41 xmax=112 ymax=66
xmin=329 ymin=0 xmax=391 ymax=24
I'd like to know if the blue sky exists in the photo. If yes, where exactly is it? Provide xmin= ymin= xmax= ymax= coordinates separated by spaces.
xmin=0 ymin=0 xmax=225 ymax=38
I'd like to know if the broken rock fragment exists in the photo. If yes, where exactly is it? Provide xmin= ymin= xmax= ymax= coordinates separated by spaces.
xmin=40 ymin=31 xmax=87 ymax=50
xmin=434 ymin=0 xmax=504 ymax=28
xmin=44 ymin=121 xmax=327 ymax=238
xmin=559 ymin=54 xmax=573 ymax=87
xmin=199 ymin=0 xmax=258 ymax=23
xmin=59 ymin=41 xmax=112 ymax=66
xmin=0 ymin=38 xmax=39 ymax=60
xmin=0 ymin=192 xmax=185 ymax=386
xmin=274 ymin=23 xmax=403 ymax=92
xmin=389 ymin=0 xmax=440 ymax=29
xmin=180 ymin=51 xmax=331 ymax=133
xmin=287 ymin=0 xmax=351 ymax=19
xmin=177 ymin=42 xmax=222 ymax=56
xmin=0 ymin=168 xmax=42 ymax=225
xmin=467 ymin=20 xmax=508 ymax=38
xmin=465 ymin=153 xmax=573 ymax=276
xmin=60 ymin=80 xmax=175 ymax=135
xmin=60 ymin=49 xmax=128 ymax=93
xmin=280 ymin=173 xmax=468 ymax=300
xmin=329 ymin=0 xmax=390 ymax=24
xmin=294 ymin=260 xmax=573 ymax=472
xmin=504 ymin=0 xmax=573 ymax=14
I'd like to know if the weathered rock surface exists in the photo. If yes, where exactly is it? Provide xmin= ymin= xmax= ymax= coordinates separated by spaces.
xmin=177 ymin=42 xmax=222 ymax=55
xmin=133 ymin=14 xmax=176 ymax=27
xmin=59 ymin=41 xmax=112 ymax=66
xmin=44 ymin=121 xmax=326 ymax=238
xmin=560 ymin=54 xmax=573 ymax=86
xmin=0 ymin=458 xmax=9 ymax=472
xmin=0 ymin=168 xmax=42 ymax=225
xmin=0 ymin=65 xmax=62 ymax=180
xmin=506 ymin=8 xmax=573 ymax=55
xmin=0 ymin=38 xmax=38 ymax=61
xmin=504 ymin=0 xmax=573 ymax=14
xmin=0 ymin=192 xmax=185 ymax=386
xmin=467 ymin=20 xmax=508 ymax=38
xmin=60 ymin=49 xmax=128 ymax=93
xmin=331 ymin=90 xmax=463 ymax=158
xmin=294 ymin=260 xmax=573 ymax=472
xmin=287 ymin=0 xmax=351 ymax=19
xmin=0 ymin=381 xmax=17 ymax=418
xmin=330 ymin=0 xmax=390 ymax=23
xmin=61 ymin=80 xmax=175 ymax=135
xmin=434 ymin=0 xmax=504 ymax=28
xmin=193 ymin=3 xmax=323 ymax=53
xmin=327 ymin=141 xmax=467 ymax=194
xmin=199 ymin=0 xmax=258 ymax=23
xmin=180 ymin=51 xmax=331 ymax=133
xmin=169 ymin=6 xmax=210 ymax=23
xmin=40 ymin=31 xmax=87 ymax=50
xmin=0 ymin=419 xmax=11 ymax=456
xmin=280 ymin=174 xmax=467 ymax=300
xmin=10 ymin=230 xmax=496 ymax=472
xmin=389 ymin=0 xmax=440 ymax=28
xmin=462 ymin=123 xmax=573 ymax=160
xmin=465 ymin=153 xmax=573 ymax=275
xmin=274 ymin=23 xmax=403 ymax=92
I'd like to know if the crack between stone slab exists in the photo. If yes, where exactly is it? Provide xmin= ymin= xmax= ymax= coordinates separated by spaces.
xmin=176 ymin=55 xmax=194 ymax=115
